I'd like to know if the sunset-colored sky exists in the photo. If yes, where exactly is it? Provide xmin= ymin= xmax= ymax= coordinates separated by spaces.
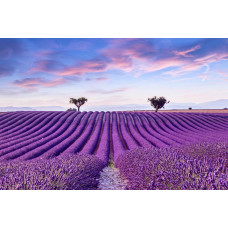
xmin=0 ymin=38 xmax=228 ymax=108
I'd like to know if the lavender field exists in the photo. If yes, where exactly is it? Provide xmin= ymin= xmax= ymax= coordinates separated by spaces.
xmin=0 ymin=111 xmax=228 ymax=190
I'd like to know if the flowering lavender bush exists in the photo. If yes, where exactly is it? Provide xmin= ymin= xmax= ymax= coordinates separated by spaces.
xmin=0 ymin=154 xmax=105 ymax=190
xmin=115 ymin=141 xmax=228 ymax=190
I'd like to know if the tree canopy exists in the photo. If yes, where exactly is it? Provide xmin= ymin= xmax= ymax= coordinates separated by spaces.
xmin=69 ymin=97 xmax=88 ymax=111
xmin=148 ymin=96 xmax=169 ymax=112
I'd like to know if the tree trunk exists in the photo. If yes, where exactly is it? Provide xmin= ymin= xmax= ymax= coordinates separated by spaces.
xmin=77 ymin=106 xmax=80 ymax=112
xmin=155 ymin=107 xmax=158 ymax=112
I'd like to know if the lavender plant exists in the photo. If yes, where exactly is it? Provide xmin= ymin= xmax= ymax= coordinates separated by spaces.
xmin=0 ymin=154 xmax=105 ymax=190
xmin=116 ymin=141 xmax=228 ymax=190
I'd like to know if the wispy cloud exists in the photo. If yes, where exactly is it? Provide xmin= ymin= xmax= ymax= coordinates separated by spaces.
xmin=88 ymin=87 xmax=128 ymax=94
xmin=86 ymin=76 xmax=109 ymax=82
xmin=217 ymin=71 xmax=228 ymax=78
xmin=27 ymin=60 xmax=66 ymax=75
xmin=58 ymin=58 xmax=110 ymax=76
xmin=164 ymin=52 xmax=228 ymax=77
xmin=139 ymin=57 xmax=186 ymax=73
xmin=173 ymin=45 xmax=201 ymax=57
xmin=13 ymin=77 xmax=66 ymax=89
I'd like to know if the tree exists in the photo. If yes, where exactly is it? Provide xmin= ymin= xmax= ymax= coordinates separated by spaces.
xmin=69 ymin=97 xmax=88 ymax=112
xmin=148 ymin=96 xmax=169 ymax=112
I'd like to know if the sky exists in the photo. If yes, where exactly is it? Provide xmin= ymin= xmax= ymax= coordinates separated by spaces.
xmin=0 ymin=38 xmax=228 ymax=109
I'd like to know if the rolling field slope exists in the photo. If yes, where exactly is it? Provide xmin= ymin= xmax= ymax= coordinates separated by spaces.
xmin=0 ymin=111 xmax=228 ymax=164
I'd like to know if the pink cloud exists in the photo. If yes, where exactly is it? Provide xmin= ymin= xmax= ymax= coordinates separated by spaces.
xmin=195 ymin=53 xmax=228 ymax=64
xmin=140 ymin=57 xmax=186 ymax=73
xmin=96 ymin=77 xmax=109 ymax=81
xmin=86 ymin=76 xmax=109 ymax=81
xmin=27 ymin=60 xmax=65 ymax=75
xmin=27 ymin=55 xmax=132 ymax=77
xmin=173 ymin=45 xmax=201 ymax=57
xmin=216 ymin=71 xmax=228 ymax=77
xmin=108 ymin=56 xmax=133 ymax=72
xmin=58 ymin=59 xmax=109 ymax=76
xmin=165 ymin=62 xmax=204 ymax=76
xmin=26 ymin=58 xmax=111 ymax=78
xmin=164 ymin=52 xmax=228 ymax=76
xmin=13 ymin=77 xmax=66 ymax=89
xmin=213 ymin=70 xmax=228 ymax=82
xmin=100 ymin=39 xmax=156 ymax=72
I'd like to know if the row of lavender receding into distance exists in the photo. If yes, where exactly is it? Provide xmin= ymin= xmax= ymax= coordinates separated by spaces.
xmin=0 ymin=111 xmax=228 ymax=164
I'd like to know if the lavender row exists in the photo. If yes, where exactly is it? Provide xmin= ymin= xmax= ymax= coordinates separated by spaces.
xmin=146 ymin=113 xmax=199 ymax=143
xmin=170 ymin=112 xmax=228 ymax=132
xmin=34 ymin=112 xmax=92 ymax=160
xmin=187 ymin=112 xmax=228 ymax=127
xmin=112 ymin=112 xmax=126 ymax=162
xmin=130 ymin=113 xmax=168 ymax=148
xmin=118 ymin=112 xmax=139 ymax=150
xmin=0 ymin=111 xmax=42 ymax=135
xmin=0 ymin=112 xmax=80 ymax=161
xmin=95 ymin=112 xmax=111 ymax=164
xmin=135 ymin=113 xmax=179 ymax=146
xmin=0 ymin=112 xmax=72 ymax=154
xmin=0 ymin=111 xmax=54 ymax=139
xmin=140 ymin=112 xmax=227 ymax=145
xmin=0 ymin=111 xmax=34 ymax=126
xmin=0 ymin=112 xmax=18 ymax=123
xmin=142 ymin=113 xmax=187 ymax=145
xmin=124 ymin=113 xmax=151 ymax=148
xmin=59 ymin=112 xmax=99 ymax=157
xmin=0 ymin=112 xmax=66 ymax=149
xmin=154 ymin=112 xmax=211 ymax=142
xmin=166 ymin=112 xmax=228 ymax=139
xmin=80 ymin=112 xmax=105 ymax=155
xmin=162 ymin=112 xmax=219 ymax=140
